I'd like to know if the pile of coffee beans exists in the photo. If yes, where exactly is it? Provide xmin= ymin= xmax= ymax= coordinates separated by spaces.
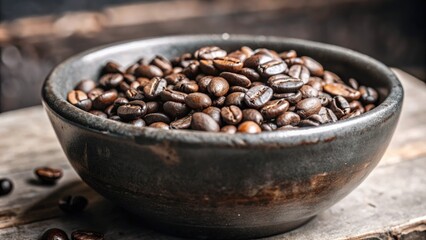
xmin=67 ymin=46 xmax=379 ymax=133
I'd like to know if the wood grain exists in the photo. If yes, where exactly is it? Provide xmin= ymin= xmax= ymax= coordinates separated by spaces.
xmin=0 ymin=69 xmax=425 ymax=239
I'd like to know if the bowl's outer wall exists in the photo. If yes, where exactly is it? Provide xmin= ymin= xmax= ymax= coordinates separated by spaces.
xmin=42 ymin=35 xmax=403 ymax=238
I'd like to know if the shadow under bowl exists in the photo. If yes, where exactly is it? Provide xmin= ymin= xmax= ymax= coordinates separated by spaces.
xmin=42 ymin=34 xmax=403 ymax=239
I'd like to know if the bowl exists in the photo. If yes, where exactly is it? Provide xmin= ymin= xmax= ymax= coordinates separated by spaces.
xmin=42 ymin=34 xmax=403 ymax=239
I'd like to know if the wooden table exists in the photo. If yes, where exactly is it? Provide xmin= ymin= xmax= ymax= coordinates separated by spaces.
xmin=0 ymin=69 xmax=425 ymax=239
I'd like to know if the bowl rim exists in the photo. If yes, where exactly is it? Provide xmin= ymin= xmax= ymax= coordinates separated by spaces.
xmin=42 ymin=34 xmax=403 ymax=147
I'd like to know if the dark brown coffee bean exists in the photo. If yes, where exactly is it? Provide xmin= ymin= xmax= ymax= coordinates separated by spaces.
xmin=71 ymin=230 xmax=104 ymax=240
xmin=341 ymin=109 xmax=363 ymax=120
xmin=212 ymin=96 xmax=226 ymax=107
xmin=285 ymin=57 xmax=304 ymax=66
xmin=301 ymin=56 xmax=324 ymax=76
xmin=185 ymin=93 xmax=212 ymax=110
xmin=41 ymin=228 xmax=69 ymax=240
xmin=144 ymin=77 xmax=167 ymax=99
xmin=257 ymin=60 xmax=287 ymax=78
xmin=136 ymin=77 xmax=150 ymax=86
xmin=251 ymin=81 xmax=265 ymax=87
xmin=151 ymin=55 xmax=172 ymax=75
xmin=277 ymin=125 xmax=299 ymax=130
xmin=160 ymin=89 xmax=187 ymax=103
xmin=299 ymin=114 xmax=323 ymax=127
xmin=254 ymin=48 xmax=280 ymax=59
xmin=130 ymin=81 xmax=141 ymax=90
xmin=113 ymin=97 xmax=129 ymax=108
xmin=59 ymin=195 xmax=88 ymax=213
xmin=241 ymin=46 xmax=254 ymax=57
xmin=197 ymin=75 xmax=213 ymax=93
xmin=365 ymin=104 xmax=375 ymax=112
xmin=318 ymin=92 xmax=332 ymax=106
xmin=359 ymin=86 xmax=378 ymax=104
xmin=213 ymin=57 xmax=243 ymax=72
xmin=203 ymin=106 xmax=222 ymax=125
xmin=349 ymin=100 xmax=364 ymax=112
xmin=242 ymin=109 xmax=263 ymax=125
xmin=144 ymin=113 xmax=171 ymax=125
xmin=125 ymin=63 xmax=139 ymax=75
xmin=195 ymin=46 xmax=227 ymax=60
xmin=92 ymin=90 xmax=118 ymax=110
xmin=149 ymin=122 xmax=170 ymax=129
xmin=119 ymin=81 xmax=130 ymax=92
xmin=244 ymin=54 xmax=274 ymax=69
xmin=229 ymin=86 xmax=248 ymax=93
xmin=261 ymin=122 xmax=277 ymax=131
xmin=99 ymin=73 xmax=123 ymax=88
xmin=219 ymin=72 xmax=251 ymax=88
xmin=117 ymin=100 xmax=147 ymax=121
xmin=238 ymin=121 xmax=261 ymax=133
xmin=324 ymin=83 xmax=361 ymax=101
xmin=239 ymin=67 xmax=260 ymax=82
xmin=244 ymin=85 xmax=273 ymax=108
xmin=224 ymin=92 xmax=245 ymax=107
xmin=348 ymin=78 xmax=359 ymax=90
xmin=103 ymin=61 xmax=122 ymax=74
xmin=164 ymin=73 xmax=188 ymax=85
xmin=276 ymin=112 xmax=300 ymax=127
xmin=330 ymin=96 xmax=351 ymax=118
xmin=300 ymin=85 xmax=319 ymax=98
xmin=307 ymin=77 xmax=323 ymax=92
xmin=296 ymin=98 xmax=322 ymax=118
xmin=288 ymin=64 xmax=310 ymax=84
xmin=191 ymin=112 xmax=220 ymax=132
xmin=89 ymin=110 xmax=108 ymax=118
xmin=125 ymin=88 xmax=144 ymax=101
xmin=74 ymin=99 xmax=92 ymax=111
xmin=0 ymin=178 xmax=13 ymax=196
xmin=267 ymin=75 xmax=304 ymax=93
xmin=274 ymin=91 xmax=302 ymax=105
xmin=130 ymin=118 xmax=146 ymax=127
xmin=163 ymin=101 xmax=190 ymax=119
xmin=170 ymin=115 xmax=192 ymax=129
xmin=279 ymin=50 xmax=297 ymax=59
xmin=260 ymin=99 xmax=289 ymax=119
xmin=75 ymin=79 xmax=96 ymax=93
xmin=145 ymin=101 xmax=162 ymax=114
xmin=67 ymin=90 xmax=88 ymax=105
xmin=220 ymin=125 xmax=237 ymax=134
xmin=182 ymin=60 xmax=200 ymax=78
xmin=35 ymin=167 xmax=63 ymax=184
xmin=175 ymin=80 xmax=199 ymax=93
xmin=135 ymin=65 xmax=163 ymax=78
xmin=318 ymin=107 xmax=338 ymax=123
xmin=221 ymin=105 xmax=243 ymax=125
xmin=227 ymin=50 xmax=247 ymax=62
xmin=207 ymin=77 xmax=229 ymax=97
xmin=323 ymin=71 xmax=343 ymax=84
xmin=199 ymin=60 xmax=218 ymax=75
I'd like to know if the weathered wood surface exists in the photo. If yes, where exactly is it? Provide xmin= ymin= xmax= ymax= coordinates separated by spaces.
xmin=0 ymin=69 xmax=425 ymax=239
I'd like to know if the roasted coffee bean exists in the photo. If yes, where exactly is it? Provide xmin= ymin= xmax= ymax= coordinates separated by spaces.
xmin=71 ymin=230 xmax=104 ymax=240
xmin=323 ymin=71 xmax=343 ymax=84
xmin=365 ymin=104 xmax=375 ymax=112
xmin=348 ymin=78 xmax=359 ymax=90
xmin=185 ymin=93 xmax=212 ymax=110
xmin=341 ymin=109 xmax=362 ymax=120
xmin=227 ymin=50 xmax=247 ymax=62
xmin=130 ymin=118 xmax=146 ymax=127
xmin=300 ymin=85 xmax=319 ymax=98
xmin=324 ymin=83 xmax=361 ymax=101
xmin=126 ymin=63 xmax=139 ymax=75
xmin=40 ymin=228 xmax=69 ymax=240
xmin=349 ymin=100 xmax=364 ymax=112
xmin=244 ymin=85 xmax=273 ymax=108
xmin=59 ymin=195 xmax=88 ymax=213
xmin=212 ymin=96 xmax=226 ymax=107
xmin=34 ymin=167 xmax=63 ymax=184
xmin=151 ymin=55 xmax=173 ymax=75
xmin=0 ymin=178 xmax=13 ymax=196
xmin=195 ymin=46 xmax=227 ymax=60
xmin=144 ymin=113 xmax=171 ymax=125
xmin=330 ymin=96 xmax=351 ymax=118
xmin=239 ymin=67 xmax=260 ymax=82
xmin=199 ymin=60 xmax=219 ymax=75
xmin=359 ymin=86 xmax=378 ymax=104
xmin=254 ymin=48 xmax=280 ymax=59
xmin=296 ymin=98 xmax=322 ymax=118
xmin=288 ymin=64 xmax=310 ymax=84
xmin=103 ymin=61 xmax=121 ymax=74
xmin=301 ymin=56 xmax=324 ymax=76
xmin=191 ymin=112 xmax=220 ymax=132
xmin=182 ymin=61 xmax=200 ymax=78
xmin=284 ymin=57 xmax=304 ymax=66
xmin=221 ymin=106 xmax=243 ymax=125
xmin=225 ymin=92 xmax=245 ymax=107
xmin=197 ymin=75 xmax=213 ymax=92
xmin=75 ymin=99 xmax=92 ymax=111
xmin=207 ymin=77 xmax=229 ymax=97
xmin=219 ymin=72 xmax=251 ymax=88
xmin=175 ymin=80 xmax=199 ymax=93
xmin=251 ymin=81 xmax=265 ymax=87
xmin=89 ymin=110 xmax=107 ymax=118
xmin=274 ymin=91 xmax=302 ymax=105
xmin=276 ymin=112 xmax=300 ymax=127
xmin=67 ymin=90 xmax=88 ymax=105
xmin=160 ymin=89 xmax=187 ymax=103
xmin=99 ymin=73 xmax=123 ymax=88
xmin=164 ymin=73 xmax=187 ymax=85
xmin=318 ymin=92 xmax=332 ymax=106
xmin=260 ymin=99 xmax=289 ymax=119
xmin=244 ymin=54 xmax=273 ymax=69
xmin=113 ymin=97 xmax=129 ymax=108
xmin=149 ymin=122 xmax=170 ymax=129
xmin=257 ymin=60 xmax=287 ymax=78
xmin=163 ymin=101 xmax=190 ymax=119
xmin=242 ymin=109 xmax=263 ymax=125
xmin=261 ymin=122 xmax=277 ymax=131
xmin=195 ymin=74 xmax=206 ymax=82
xmin=170 ymin=115 xmax=192 ymax=129
xmin=220 ymin=125 xmax=237 ymax=134
xmin=307 ymin=77 xmax=323 ymax=92
xmin=203 ymin=106 xmax=222 ymax=125
xmin=277 ymin=125 xmax=299 ymax=130
xmin=135 ymin=65 xmax=163 ymax=78
xmin=146 ymin=101 xmax=162 ymax=114
xmin=144 ymin=77 xmax=167 ymax=99
xmin=92 ymin=90 xmax=118 ymax=110
xmin=238 ymin=121 xmax=261 ymax=133
xmin=213 ymin=57 xmax=243 ymax=72
xmin=75 ymin=79 xmax=96 ymax=93
xmin=279 ymin=50 xmax=297 ymax=59
xmin=267 ymin=75 xmax=304 ymax=93
xmin=241 ymin=46 xmax=254 ymax=57
xmin=229 ymin=86 xmax=248 ymax=93
xmin=130 ymin=81 xmax=141 ymax=90
xmin=117 ymin=100 xmax=147 ymax=121
xmin=125 ymin=88 xmax=144 ymax=101
xmin=318 ymin=107 xmax=338 ymax=123
xmin=299 ymin=114 xmax=323 ymax=127
xmin=119 ymin=81 xmax=130 ymax=92
xmin=87 ymin=88 xmax=104 ymax=101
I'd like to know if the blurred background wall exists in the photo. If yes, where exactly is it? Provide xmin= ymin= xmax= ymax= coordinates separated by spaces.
xmin=0 ymin=0 xmax=424 ymax=112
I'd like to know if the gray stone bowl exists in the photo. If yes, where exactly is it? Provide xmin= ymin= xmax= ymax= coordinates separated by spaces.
xmin=42 ymin=34 xmax=403 ymax=239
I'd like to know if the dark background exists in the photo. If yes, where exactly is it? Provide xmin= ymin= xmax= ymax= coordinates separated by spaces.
xmin=0 ymin=0 xmax=425 ymax=112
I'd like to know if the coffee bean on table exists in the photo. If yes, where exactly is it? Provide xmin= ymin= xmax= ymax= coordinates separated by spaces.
xmin=191 ymin=112 xmax=220 ymax=132
xmin=0 ymin=178 xmax=13 ymax=196
xmin=238 ymin=121 xmax=262 ymax=133
xmin=71 ymin=230 xmax=104 ymax=240
xmin=221 ymin=105 xmax=243 ymax=125
xmin=34 ymin=167 xmax=63 ymax=184
xmin=40 ymin=228 xmax=69 ymax=240
xmin=59 ymin=195 xmax=88 ymax=213
xmin=244 ymin=85 xmax=273 ymax=108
